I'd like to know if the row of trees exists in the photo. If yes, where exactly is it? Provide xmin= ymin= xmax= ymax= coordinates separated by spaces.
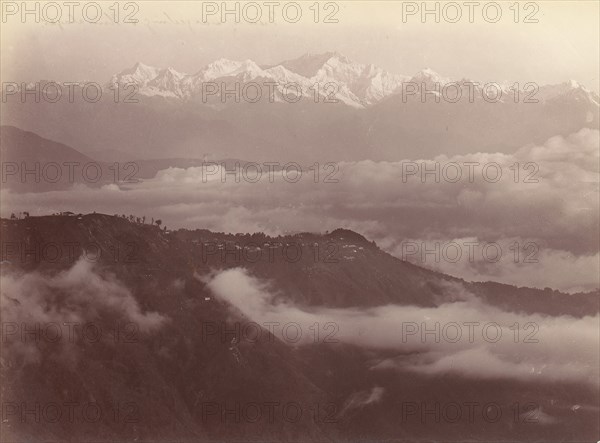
xmin=114 ymin=214 xmax=166 ymax=230
xmin=9 ymin=212 xmax=167 ymax=231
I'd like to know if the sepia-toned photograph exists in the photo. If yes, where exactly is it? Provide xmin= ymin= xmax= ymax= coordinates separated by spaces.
xmin=1 ymin=1 xmax=599 ymax=441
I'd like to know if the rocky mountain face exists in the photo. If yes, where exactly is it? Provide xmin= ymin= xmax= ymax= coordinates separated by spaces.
xmin=1 ymin=214 xmax=598 ymax=441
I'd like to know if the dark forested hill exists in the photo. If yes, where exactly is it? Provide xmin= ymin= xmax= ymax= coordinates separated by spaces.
xmin=1 ymin=214 xmax=598 ymax=442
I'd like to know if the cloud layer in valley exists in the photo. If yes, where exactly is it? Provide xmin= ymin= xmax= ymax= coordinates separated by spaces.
xmin=0 ymin=259 xmax=167 ymax=367
xmin=2 ymin=129 xmax=598 ymax=292
xmin=202 ymin=267 xmax=599 ymax=387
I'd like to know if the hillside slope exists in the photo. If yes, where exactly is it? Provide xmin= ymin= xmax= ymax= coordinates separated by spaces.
xmin=1 ymin=214 xmax=598 ymax=442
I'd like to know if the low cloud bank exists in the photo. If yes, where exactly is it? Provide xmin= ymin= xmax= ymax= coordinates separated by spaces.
xmin=203 ymin=267 xmax=599 ymax=387
xmin=1 ymin=258 xmax=167 ymax=366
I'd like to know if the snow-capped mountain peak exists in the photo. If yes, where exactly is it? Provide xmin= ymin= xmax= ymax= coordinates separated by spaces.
xmin=147 ymin=68 xmax=186 ymax=96
xmin=410 ymin=68 xmax=450 ymax=85
xmin=164 ymin=67 xmax=183 ymax=76
xmin=277 ymin=52 xmax=342 ymax=78
xmin=113 ymin=62 xmax=161 ymax=86
xmin=129 ymin=61 xmax=159 ymax=75
xmin=195 ymin=58 xmax=261 ymax=80
xmin=273 ymin=52 xmax=410 ymax=105
xmin=537 ymin=80 xmax=599 ymax=106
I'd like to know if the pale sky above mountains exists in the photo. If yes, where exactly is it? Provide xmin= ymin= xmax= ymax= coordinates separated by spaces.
xmin=2 ymin=1 xmax=598 ymax=91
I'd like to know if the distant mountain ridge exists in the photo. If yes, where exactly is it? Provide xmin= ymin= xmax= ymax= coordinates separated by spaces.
xmin=105 ymin=52 xmax=599 ymax=108
xmin=0 ymin=126 xmax=254 ymax=192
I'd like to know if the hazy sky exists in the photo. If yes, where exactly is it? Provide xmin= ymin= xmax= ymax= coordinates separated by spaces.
xmin=1 ymin=1 xmax=599 ymax=90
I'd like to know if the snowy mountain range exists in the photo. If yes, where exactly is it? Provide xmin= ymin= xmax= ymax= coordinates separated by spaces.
xmin=108 ymin=52 xmax=599 ymax=108
xmin=3 ymin=51 xmax=598 ymax=162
